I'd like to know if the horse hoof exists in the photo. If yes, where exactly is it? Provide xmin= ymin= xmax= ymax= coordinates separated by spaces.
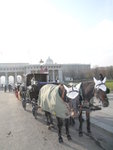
xmin=59 ymin=137 xmax=63 ymax=143
xmin=67 ymin=135 xmax=72 ymax=140
xmin=79 ymin=132 xmax=83 ymax=137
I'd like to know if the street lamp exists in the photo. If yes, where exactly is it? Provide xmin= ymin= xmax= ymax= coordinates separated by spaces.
xmin=39 ymin=59 xmax=44 ymax=73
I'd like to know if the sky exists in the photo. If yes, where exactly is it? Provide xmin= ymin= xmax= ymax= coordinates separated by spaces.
xmin=0 ymin=0 xmax=113 ymax=68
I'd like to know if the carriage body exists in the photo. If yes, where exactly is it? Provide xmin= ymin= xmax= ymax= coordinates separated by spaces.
xmin=25 ymin=73 xmax=48 ymax=87
xmin=21 ymin=73 xmax=49 ymax=110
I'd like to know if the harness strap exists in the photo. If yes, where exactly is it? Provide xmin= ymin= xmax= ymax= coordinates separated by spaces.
xmin=95 ymin=82 xmax=105 ymax=87
xmin=68 ymin=90 xmax=79 ymax=93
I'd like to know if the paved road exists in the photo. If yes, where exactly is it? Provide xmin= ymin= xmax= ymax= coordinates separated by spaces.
xmin=0 ymin=91 xmax=113 ymax=150
xmin=90 ymin=93 xmax=113 ymax=134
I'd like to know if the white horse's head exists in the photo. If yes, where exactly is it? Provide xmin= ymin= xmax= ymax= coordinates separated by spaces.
xmin=93 ymin=77 xmax=109 ymax=107
xmin=64 ymin=83 xmax=81 ymax=99
xmin=93 ymin=77 xmax=107 ymax=91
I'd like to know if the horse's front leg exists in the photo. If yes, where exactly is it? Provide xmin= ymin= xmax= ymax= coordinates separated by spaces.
xmin=79 ymin=111 xmax=83 ymax=136
xmin=32 ymin=98 xmax=38 ymax=119
xmin=65 ymin=118 xmax=72 ymax=140
xmin=45 ymin=111 xmax=50 ymax=126
xmin=45 ymin=112 xmax=54 ymax=129
xmin=86 ymin=111 xmax=91 ymax=134
xmin=48 ymin=112 xmax=54 ymax=128
xmin=56 ymin=117 xmax=63 ymax=143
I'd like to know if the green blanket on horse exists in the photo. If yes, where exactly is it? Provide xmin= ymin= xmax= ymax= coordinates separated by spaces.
xmin=38 ymin=84 xmax=71 ymax=119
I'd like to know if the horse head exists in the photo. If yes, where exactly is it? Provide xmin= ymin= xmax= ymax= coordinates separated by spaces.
xmin=93 ymin=77 xmax=109 ymax=107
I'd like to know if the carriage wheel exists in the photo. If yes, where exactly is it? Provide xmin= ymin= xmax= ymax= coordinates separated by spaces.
xmin=22 ymin=99 xmax=26 ymax=110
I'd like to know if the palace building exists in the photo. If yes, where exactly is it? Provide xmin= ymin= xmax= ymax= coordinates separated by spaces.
xmin=0 ymin=57 xmax=90 ymax=87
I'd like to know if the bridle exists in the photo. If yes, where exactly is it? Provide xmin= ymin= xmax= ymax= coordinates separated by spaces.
xmin=94 ymin=81 xmax=109 ymax=107
xmin=79 ymin=81 xmax=107 ymax=110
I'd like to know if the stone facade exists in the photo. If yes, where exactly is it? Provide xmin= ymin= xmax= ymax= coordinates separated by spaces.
xmin=0 ymin=62 xmax=90 ymax=87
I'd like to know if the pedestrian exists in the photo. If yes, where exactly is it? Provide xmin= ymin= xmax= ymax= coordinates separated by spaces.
xmin=4 ymin=85 xmax=7 ymax=92
xmin=31 ymin=75 xmax=35 ymax=85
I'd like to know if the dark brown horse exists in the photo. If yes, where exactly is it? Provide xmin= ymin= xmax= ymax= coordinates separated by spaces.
xmin=69 ymin=77 xmax=109 ymax=136
xmin=38 ymin=84 xmax=75 ymax=143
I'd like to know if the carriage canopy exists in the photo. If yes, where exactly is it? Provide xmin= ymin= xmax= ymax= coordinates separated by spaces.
xmin=25 ymin=73 xmax=48 ymax=86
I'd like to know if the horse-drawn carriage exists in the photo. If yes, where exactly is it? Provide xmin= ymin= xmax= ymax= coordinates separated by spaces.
xmin=20 ymin=73 xmax=109 ymax=143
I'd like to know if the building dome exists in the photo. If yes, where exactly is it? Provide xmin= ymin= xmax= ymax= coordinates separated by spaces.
xmin=46 ymin=57 xmax=53 ymax=64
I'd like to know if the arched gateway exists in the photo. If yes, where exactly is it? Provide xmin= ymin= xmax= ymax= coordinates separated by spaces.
xmin=0 ymin=60 xmax=90 ymax=89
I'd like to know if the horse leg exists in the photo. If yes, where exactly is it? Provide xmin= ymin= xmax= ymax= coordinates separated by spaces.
xmin=45 ymin=111 xmax=53 ymax=129
xmin=79 ymin=111 xmax=83 ymax=136
xmin=45 ymin=111 xmax=50 ymax=126
xmin=86 ymin=111 xmax=91 ymax=134
xmin=65 ymin=118 xmax=72 ymax=140
xmin=48 ymin=112 xmax=54 ymax=128
xmin=32 ymin=98 xmax=38 ymax=119
xmin=56 ymin=117 xmax=63 ymax=143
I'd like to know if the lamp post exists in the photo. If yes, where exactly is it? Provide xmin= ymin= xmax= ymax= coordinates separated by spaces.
xmin=39 ymin=59 xmax=44 ymax=73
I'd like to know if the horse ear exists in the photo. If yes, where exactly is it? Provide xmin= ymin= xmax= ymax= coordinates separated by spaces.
xmin=63 ymin=85 xmax=69 ymax=92
xmin=93 ymin=77 xmax=97 ymax=84
xmin=102 ymin=77 xmax=107 ymax=83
